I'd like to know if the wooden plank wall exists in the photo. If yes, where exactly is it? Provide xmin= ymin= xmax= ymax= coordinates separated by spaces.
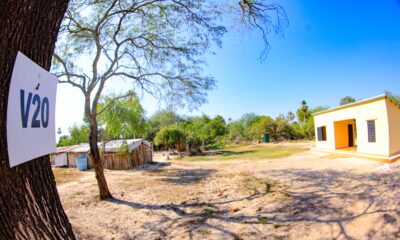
xmin=102 ymin=153 xmax=129 ymax=170
xmin=67 ymin=143 xmax=153 ymax=170
xmin=130 ymin=143 xmax=153 ymax=168
xmin=67 ymin=152 xmax=82 ymax=167
xmin=86 ymin=153 xmax=129 ymax=170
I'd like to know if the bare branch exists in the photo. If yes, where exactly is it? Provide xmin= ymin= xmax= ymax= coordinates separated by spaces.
xmin=53 ymin=53 xmax=86 ymax=93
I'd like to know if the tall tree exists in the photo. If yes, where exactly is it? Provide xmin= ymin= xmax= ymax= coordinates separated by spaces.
xmin=248 ymin=115 xmax=276 ymax=140
xmin=296 ymin=100 xmax=310 ymax=123
xmin=154 ymin=126 xmax=185 ymax=151
xmin=53 ymin=0 xmax=225 ymax=199
xmin=286 ymin=111 xmax=295 ymax=123
xmin=0 ymin=0 xmax=75 ymax=239
xmin=53 ymin=0 xmax=287 ymax=199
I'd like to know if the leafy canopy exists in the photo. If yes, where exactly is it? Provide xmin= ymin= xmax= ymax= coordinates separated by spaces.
xmin=57 ymin=124 xmax=89 ymax=147
xmin=98 ymin=94 xmax=146 ymax=139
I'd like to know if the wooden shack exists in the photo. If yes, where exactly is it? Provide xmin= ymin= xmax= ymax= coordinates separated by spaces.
xmin=60 ymin=139 xmax=153 ymax=170
xmin=51 ymin=145 xmax=80 ymax=167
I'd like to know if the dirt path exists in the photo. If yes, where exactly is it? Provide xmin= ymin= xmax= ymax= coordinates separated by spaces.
xmin=57 ymin=148 xmax=400 ymax=239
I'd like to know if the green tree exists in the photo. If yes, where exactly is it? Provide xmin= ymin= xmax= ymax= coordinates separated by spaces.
xmin=340 ymin=96 xmax=356 ymax=105
xmin=275 ymin=114 xmax=290 ymax=140
xmin=145 ymin=109 xmax=182 ymax=141
xmin=248 ymin=116 xmax=275 ymax=141
xmin=53 ymin=0 xmax=225 ymax=199
xmin=287 ymin=111 xmax=295 ymax=123
xmin=154 ymin=126 xmax=185 ymax=151
xmin=53 ymin=0 xmax=287 ymax=199
xmin=209 ymin=115 xmax=227 ymax=139
xmin=296 ymin=100 xmax=311 ymax=123
xmin=291 ymin=105 xmax=329 ymax=140
xmin=58 ymin=124 xmax=89 ymax=146
xmin=239 ymin=113 xmax=262 ymax=140
xmin=98 ymin=94 xmax=146 ymax=140
xmin=0 ymin=0 xmax=286 ymax=236
xmin=228 ymin=120 xmax=246 ymax=141
xmin=179 ymin=118 xmax=204 ymax=154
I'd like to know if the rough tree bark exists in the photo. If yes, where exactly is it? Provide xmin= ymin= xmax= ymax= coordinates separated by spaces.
xmin=0 ymin=1 xmax=75 ymax=239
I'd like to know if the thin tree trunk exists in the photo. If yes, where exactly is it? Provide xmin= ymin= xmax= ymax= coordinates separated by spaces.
xmin=87 ymin=117 xmax=112 ymax=200
xmin=0 ymin=0 xmax=75 ymax=239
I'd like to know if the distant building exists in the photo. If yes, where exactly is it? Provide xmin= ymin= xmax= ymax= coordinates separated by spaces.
xmin=53 ymin=139 xmax=153 ymax=170
xmin=313 ymin=94 xmax=400 ymax=163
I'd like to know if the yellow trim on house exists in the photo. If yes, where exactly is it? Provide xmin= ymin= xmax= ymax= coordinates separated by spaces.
xmin=313 ymin=94 xmax=387 ymax=116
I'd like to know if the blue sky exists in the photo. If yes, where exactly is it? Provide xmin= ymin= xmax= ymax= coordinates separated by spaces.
xmin=56 ymin=0 xmax=400 ymax=135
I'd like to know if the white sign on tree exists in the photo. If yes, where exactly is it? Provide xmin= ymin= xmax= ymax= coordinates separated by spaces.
xmin=7 ymin=52 xmax=57 ymax=167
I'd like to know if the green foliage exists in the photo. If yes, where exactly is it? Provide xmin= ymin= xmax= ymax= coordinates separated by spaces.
xmin=145 ymin=109 xmax=183 ymax=141
xmin=187 ymin=115 xmax=226 ymax=142
xmin=116 ymin=140 xmax=129 ymax=154
xmin=188 ymin=146 xmax=307 ymax=161
xmin=296 ymin=100 xmax=311 ymax=124
xmin=340 ymin=96 xmax=356 ymax=105
xmin=178 ymin=115 xmax=227 ymax=153
xmin=286 ymin=111 xmax=295 ymax=122
xmin=228 ymin=120 xmax=245 ymax=141
xmin=98 ymin=94 xmax=146 ymax=140
xmin=291 ymin=105 xmax=329 ymax=140
xmin=274 ymin=114 xmax=290 ymax=140
xmin=154 ymin=126 xmax=185 ymax=149
xmin=57 ymin=124 xmax=89 ymax=147
xmin=247 ymin=116 xmax=276 ymax=141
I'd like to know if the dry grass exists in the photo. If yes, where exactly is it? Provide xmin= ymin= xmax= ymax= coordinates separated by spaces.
xmin=186 ymin=145 xmax=307 ymax=161
xmin=52 ymin=167 xmax=85 ymax=185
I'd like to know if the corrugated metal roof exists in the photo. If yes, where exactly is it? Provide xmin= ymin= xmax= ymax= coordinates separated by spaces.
xmin=56 ymin=145 xmax=80 ymax=153
xmin=70 ymin=143 xmax=91 ymax=153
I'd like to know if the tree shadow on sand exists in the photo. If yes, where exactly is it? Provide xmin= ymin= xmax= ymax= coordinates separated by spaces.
xmin=141 ymin=168 xmax=218 ymax=184
xmin=108 ymin=168 xmax=400 ymax=239
xmin=259 ymin=168 xmax=400 ymax=239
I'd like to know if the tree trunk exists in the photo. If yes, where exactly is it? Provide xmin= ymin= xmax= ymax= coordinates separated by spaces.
xmin=0 ymin=0 xmax=75 ymax=239
xmin=87 ymin=117 xmax=112 ymax=200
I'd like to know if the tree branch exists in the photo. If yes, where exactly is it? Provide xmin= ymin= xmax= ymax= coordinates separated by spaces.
xmin=96 ymin=91 xmax=136 ymax=116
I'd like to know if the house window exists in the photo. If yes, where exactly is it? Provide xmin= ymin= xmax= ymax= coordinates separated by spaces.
xmin=317 ymin=126 xmax=327 ymax=141
xmin=367 ymin=120 xmax=376 ymax=142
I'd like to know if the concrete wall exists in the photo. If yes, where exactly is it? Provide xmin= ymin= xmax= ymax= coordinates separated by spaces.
xmin=386 ymin=98 xmax=400 ymax=156
xmin=314 ymin=97 xmax=390 ymax=157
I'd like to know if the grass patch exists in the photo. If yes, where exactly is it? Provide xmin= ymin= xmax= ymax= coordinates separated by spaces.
xmin=224 ymin=142 xmax=252 ymax=149
xmin=187 ymin=146 xmax=307 ymax=162
xmin=203 ymin=208 xmax=216 ymax=214
xmin=206 ymin=141 xmax=251 ymax=150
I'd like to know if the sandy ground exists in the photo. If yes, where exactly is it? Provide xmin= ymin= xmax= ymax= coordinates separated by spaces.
xmin=57 ymin=143 xmax=400 ymax=240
